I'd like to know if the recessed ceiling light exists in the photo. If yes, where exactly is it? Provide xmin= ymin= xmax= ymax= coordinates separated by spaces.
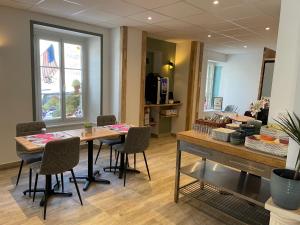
xmin=243 ymin=45 xmax=248 ymax=48
xmin=208 ymin=34 xmax=212 ymax=38
xmin=213 ymin=0 xmax=219 ymax=5
xmin=265 ymin=27 xmax=270 ymax=31
xmin=147 ymin=16 xmax=152 ymax=21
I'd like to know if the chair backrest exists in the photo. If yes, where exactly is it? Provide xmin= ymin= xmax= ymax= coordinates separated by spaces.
xmin=97 ymin=115 xmax=117 ymax=126
xmin=123 ymin=127 xmax=151 ymax=154
xmin=224 ymin=105 xmax=237 ymax=112
xmin=16 ymin=121 xmax=46 ymax=155
xmin=40 ymin=137 xmax=80 ymax=175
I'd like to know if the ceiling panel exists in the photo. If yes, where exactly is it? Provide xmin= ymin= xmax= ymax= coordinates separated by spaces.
xmin=153 ymin=2 xmax=204 ymax=19
xmin=128 ymin=10 xmax=170 ymax=24
xmin=0 ymin=0 xmax=281 ymax=54
xmin=217 ymin=4 xmax=263 ymax=20
xmin=181 ymin=13 xmax=224 ymax=26
xmin=91 ymin=0 xmax=145 ymax=16
xmin=201 ymin=22 xmax=241 ymax=32
xmin=123 ymin=0 xmax=180 ymax=9
xmin=107 ymin=17 xmax=145 ymax=26
xmin=1 ymin=0 xmax=35 ymax=9
xmin=185 ymin=0 xmax=243 ymax=12
xmin=232 ymin=15 xmax=278 ymax=28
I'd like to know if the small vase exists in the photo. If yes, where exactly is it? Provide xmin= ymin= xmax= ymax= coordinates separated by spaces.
xmin=85 ymin=127 xmax=92 ymax=133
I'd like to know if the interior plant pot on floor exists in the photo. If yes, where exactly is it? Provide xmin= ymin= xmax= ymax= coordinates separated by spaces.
xmin=271 ymin=112 xmax=300 ymax=210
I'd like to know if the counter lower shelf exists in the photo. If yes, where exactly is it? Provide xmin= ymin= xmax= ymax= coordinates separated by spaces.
xmin=180 ymin=160 xmax=270 ymax=207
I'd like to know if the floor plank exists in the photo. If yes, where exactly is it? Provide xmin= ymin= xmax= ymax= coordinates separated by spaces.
xmin=0 ymin=136 xmax=241 ymax=225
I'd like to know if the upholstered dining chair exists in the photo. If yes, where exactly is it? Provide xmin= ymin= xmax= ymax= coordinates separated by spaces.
xmin=94 ymin=115 xmax=122 ymax=172
xmin=114 ymin=127 xmax=151 ymax=186
xmin=16 ymin=122 xmax=46 ymax=195
xmin=31 ymin=137 xmax=82 ymax=220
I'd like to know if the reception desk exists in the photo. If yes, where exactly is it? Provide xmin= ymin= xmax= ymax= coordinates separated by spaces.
xmin=174 ymin=130 xmax=286 ymax=224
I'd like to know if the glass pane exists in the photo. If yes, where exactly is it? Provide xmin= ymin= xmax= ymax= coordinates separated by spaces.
xmin=39 ymin=39 xmax=60 ymax=67
xmin=64 ymin=43 xmax=82 ymax=69
xmin=40 ymin=68 xmax=61 ymax=120
xmin=65 ymin=69 xmax=83 ymax=118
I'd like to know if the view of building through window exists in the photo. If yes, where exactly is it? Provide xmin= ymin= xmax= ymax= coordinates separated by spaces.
xmin=38 ymin=39 xmax=83 ymax=121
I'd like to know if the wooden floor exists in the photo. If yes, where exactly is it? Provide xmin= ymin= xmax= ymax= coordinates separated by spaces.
xmin=0 ymin=136 xmax=242 ymax=225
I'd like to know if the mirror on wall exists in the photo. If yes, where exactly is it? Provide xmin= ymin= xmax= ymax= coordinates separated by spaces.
xmin=259 ymin=60 xmax=275 ymax=99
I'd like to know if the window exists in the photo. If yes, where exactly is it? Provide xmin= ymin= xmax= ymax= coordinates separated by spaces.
xmin=204 ymin=61 xmax=222 ymax=110
xmin=34 ymin=29 xmax=85 ymax=123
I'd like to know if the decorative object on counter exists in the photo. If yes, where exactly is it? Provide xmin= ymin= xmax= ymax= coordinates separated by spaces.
xmin=230 ymin=131 xmax=246 ymax=145
xmin=271 ymin=112 xmax=300 ymax=210
xmin=240 ymin=124 xmax=257 ymax=136
xmin=226 ymin=123 xmax=240 ymax=130
xmin=247 ymin=119 xmax=262 ymax=134
xmin=260 ymin=124 xmax=289 ymax=142
xmin=194 ymin=114 xmax=231 ymax=135
xmin=84 ymin=121 xmax=93 ymax=133
xmin=249 ymin=97 xmax=270 ymax=118
xmin=230 ymin=114 xmax=254 ymax=123
xmin=212 ymin=128 xmax=236 ymax=142
xmin=168 ymin=92 xmax=174 ymax=104
xmin=245 ymin=135 xmax=288 ymax=157
xmin=213 ymin=97 xmax=223 ymax=110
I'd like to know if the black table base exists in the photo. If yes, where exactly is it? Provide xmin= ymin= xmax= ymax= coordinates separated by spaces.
xmin=70 ymin=140 xmax=110 ymax=191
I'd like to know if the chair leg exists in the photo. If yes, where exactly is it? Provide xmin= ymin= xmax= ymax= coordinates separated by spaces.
xmin=143 ymin=152 xmax=151 ymax=181
xmin=70 ymin=169 xmax=83 ymax=205
xmin=124 ymin=154 xmax=128 ymax=187
xmin=114 ymin=151 xmax=119 ymax=174
xmin=60 ymin=173 xmax=64 ymax=192
xmin=16 ymin=160 xmax=24 ymax=186
xmin=109 ymin=146 xmax=113 ymax=172
xmin=94 ymin=142 xmax=103 ymax=164
xmin=134 ymin=153 xmax=136 ymax=170
xmin=33 ymin=173 xmax=39 ymax=202
xmin=29 ymin=168 xmax=32 ymax=197
xmin=43 ymin=176 xmax=49 ymax=220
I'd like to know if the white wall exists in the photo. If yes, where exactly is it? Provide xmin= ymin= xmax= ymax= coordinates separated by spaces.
xmin=0 ymin=6 xmax=112 ymax=165
xmin=218 ymin=52 xmax=263 ymax=114
xmin=125 ymin=27 xmax=142 ymax=126
xmin=110 ymin=28 xmax=121 ymax=121
xmin=269 ymin=0 xmax=300 ymax=168
xmin=171 ymin=41 xmax=191 ymax=133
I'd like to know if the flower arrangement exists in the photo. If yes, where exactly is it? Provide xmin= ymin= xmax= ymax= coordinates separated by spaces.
xmin=249 ymin=97 xmax=270 ymax=117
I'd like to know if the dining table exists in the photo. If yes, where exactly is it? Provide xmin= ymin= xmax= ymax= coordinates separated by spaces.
xmin=15 ymin=125 xmax=131 ymax=192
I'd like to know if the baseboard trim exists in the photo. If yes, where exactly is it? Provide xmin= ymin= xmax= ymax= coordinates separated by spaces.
xmin=0 ymin=161 xmax=21 ymax=170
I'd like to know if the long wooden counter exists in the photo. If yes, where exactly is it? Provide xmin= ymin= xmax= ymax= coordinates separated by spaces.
xmin=174 ymin=130 xmax=287 ymax=223
xmin=177 ymin=130 xmax=286 ymax=169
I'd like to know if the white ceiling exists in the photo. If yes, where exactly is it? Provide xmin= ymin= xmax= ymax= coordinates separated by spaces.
xmin=0 ymin=0 xmax=280 ymax=54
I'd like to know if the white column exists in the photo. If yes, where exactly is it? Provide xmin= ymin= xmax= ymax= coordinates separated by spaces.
xmin=265 ymin=198 xmax=300 ymax=225
xmin=268 ymin=0 xmax=300 ymax=168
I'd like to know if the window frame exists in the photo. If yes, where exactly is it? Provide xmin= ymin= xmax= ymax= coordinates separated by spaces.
xmin=33 ymin=29 xmax=87 ymax=124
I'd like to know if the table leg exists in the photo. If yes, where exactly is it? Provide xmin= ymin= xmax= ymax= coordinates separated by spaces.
xmin=70 ymin=140 xmax=110 ymax=191
xmin=174 ymin=140 xmax=181 ymax=203
xmin=40 ymin=175 xmax=72 ymax=207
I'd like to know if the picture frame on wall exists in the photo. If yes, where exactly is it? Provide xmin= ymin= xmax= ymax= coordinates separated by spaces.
xmin=213 ymin=97 xmax=223 ymax=110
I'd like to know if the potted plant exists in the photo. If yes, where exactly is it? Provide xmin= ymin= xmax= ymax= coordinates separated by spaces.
xmin=84 ymin=121 xmax=93 ymax=133
xmin=271 ymin=112 xmax=300 ymax=210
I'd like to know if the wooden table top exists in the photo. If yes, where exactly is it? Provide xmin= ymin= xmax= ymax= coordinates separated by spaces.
xmin=15 ymin=127 xmax=121 ymax=152
xmin=177 ymin=130 xmax=286 ymax=169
